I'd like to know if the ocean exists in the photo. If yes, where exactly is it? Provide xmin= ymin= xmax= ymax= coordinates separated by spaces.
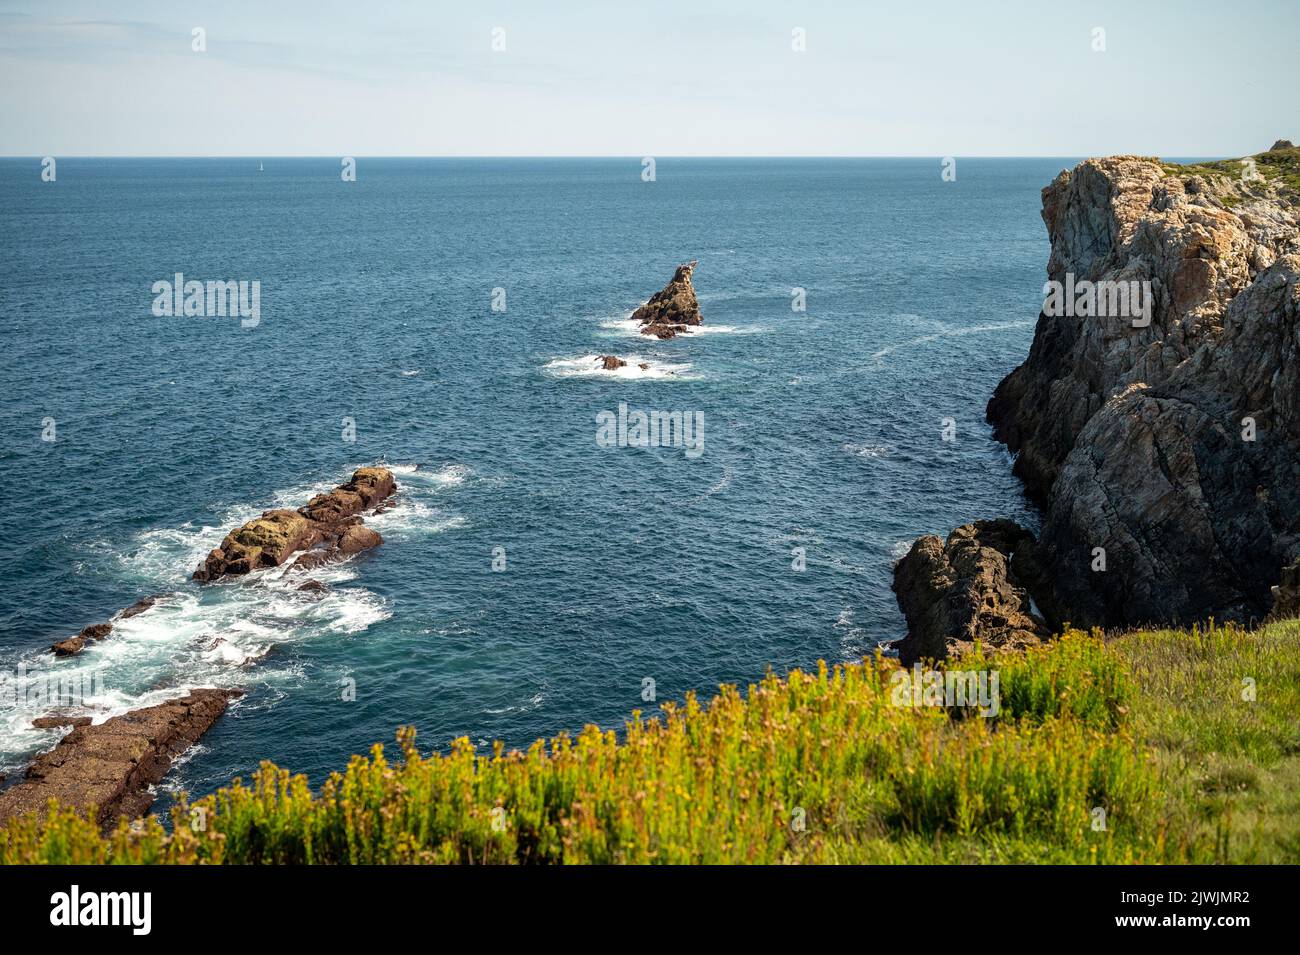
xmin=0 ymin=156 xmax=1056 ymax=801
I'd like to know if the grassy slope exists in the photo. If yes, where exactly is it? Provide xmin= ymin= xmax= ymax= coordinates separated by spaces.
xmin=1161 ymin=145 xmax=1300 ymax=207
xmin=2 ymin=620 xmax=1297 ymax=864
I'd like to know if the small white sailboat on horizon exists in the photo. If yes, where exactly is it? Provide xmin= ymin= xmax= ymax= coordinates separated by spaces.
xmin=258 ymin=161 xmax=264 ymax=172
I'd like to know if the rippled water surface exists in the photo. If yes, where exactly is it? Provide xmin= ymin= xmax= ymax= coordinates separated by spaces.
xmin=0 ymin=157 xmax=1061 ymax=796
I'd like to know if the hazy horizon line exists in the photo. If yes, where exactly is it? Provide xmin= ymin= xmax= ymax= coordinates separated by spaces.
xmin=0 ymin=153 xmax=1236 ymax=161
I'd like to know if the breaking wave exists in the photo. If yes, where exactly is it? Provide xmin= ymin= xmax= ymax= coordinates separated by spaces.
xmin=544 ymin=354 xmax=697 ymax=381
xmin=0 ymin=463 xmax=469 ymax=778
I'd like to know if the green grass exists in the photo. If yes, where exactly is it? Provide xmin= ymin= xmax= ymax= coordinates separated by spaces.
xmin=1161 ymin=146 xmax=1300 ymax=207
xmin=2 ymin=620 xmax=1297 ymax=864
xmin=1113 ymin=619 xmax=1300 ymax=863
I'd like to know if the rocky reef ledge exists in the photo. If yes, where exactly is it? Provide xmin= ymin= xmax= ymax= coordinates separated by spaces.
xmin=194 ymin=466 xmax=396 ymax=580
xmin=10 ymin=466 xmax=399 ymax=830
xmin=633 ymin=261 xmax=703 ymax=339
xmin=0 ymin=689 xmax=241 ymax=831
xmin=894 ymin=143 xmax=1300 ymax=661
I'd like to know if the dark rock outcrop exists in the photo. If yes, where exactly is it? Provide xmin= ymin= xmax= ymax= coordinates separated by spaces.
xmin=52 ymin=623 xmax=111 ymax=657
xmin=633 ymin=261 xmax=702 ymax=339
xmin=48 ymin=595 xmax=170 ymax=657
xmin=892 ymin=520 xmax=1048 ymax=665
xmin=597 ymin=355 xmax=627 ymax=370
xmin=119 ymin=595 xmax=160 ymax=619
xmin=0 ymin=689 xmax=241 ymax=831
xmin=194 ymin=467 xmax=395 ymax=581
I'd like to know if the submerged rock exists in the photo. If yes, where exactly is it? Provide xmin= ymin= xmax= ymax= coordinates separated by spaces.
xmin=195 ymin=467 xmax=395 ymax=581
xmin=0 ymin=689 xmax=241 ymax=831
xmin=633 ymin=261 xmax=702 ymax=339
xmin=48 ymin=594 xmax=171 ymax=656
xmin=51 ymin=622 xmax=113 ymax=657
xmin=892 ymin=520 xmax=1048 ymax=665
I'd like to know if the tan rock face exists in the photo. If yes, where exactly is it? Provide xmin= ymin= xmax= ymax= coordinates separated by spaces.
xmin=225 ymin=510 xmax=318 ymax=571
xmin=892 ymin=520 xmax=1048 ymax=665
xmin=194 ymin=467 xmax=395 ymax=580
xmin=0 ymin=689 xmax=241 ymax=831
xmin=989 ymin=156 xmax=1299 ymax=501
xmin=633 ymin=261 xmax=703 ymax=339
xmin=978 ymin=154 xmax=1300 ymax=631
xmin=338 ymin=524 xmax=383 ymax=555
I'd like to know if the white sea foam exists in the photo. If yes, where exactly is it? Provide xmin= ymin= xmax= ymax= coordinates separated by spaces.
xmin=891 ymin=538 xmax=917 ymax=559
xmin=417 ymin=463 xmax=471 ymax=486
xmin=544 ymin=354 xmax=695 ymax=381
xmin=871 ymin=321 xmax=1034 ymax=361
xmin=597 ymin=316 xmax=762 ymax=337
xmin=0 ymin=463 xmax=468 ymax=775
xmin=844 ymin=442 xmax=891 ymax=458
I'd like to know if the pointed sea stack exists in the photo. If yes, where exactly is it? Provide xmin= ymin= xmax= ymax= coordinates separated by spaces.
xmin=633 ymin=261 xmax=702 ymax=339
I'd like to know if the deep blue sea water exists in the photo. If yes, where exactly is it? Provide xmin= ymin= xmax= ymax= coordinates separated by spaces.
xmin=0 ymin=157 xmax=1060 ymax=800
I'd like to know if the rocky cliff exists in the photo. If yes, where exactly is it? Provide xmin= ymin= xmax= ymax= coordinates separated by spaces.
xmin=896 ymin=144 xmax=1300 ymax=657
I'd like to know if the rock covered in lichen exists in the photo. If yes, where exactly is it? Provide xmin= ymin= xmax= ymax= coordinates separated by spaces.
xmin=194 ymin=467 xmax=396 ymax=581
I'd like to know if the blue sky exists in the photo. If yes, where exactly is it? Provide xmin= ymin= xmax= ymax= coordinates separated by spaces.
xmin=1 ymin=0 xmax=1295 ymax=156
